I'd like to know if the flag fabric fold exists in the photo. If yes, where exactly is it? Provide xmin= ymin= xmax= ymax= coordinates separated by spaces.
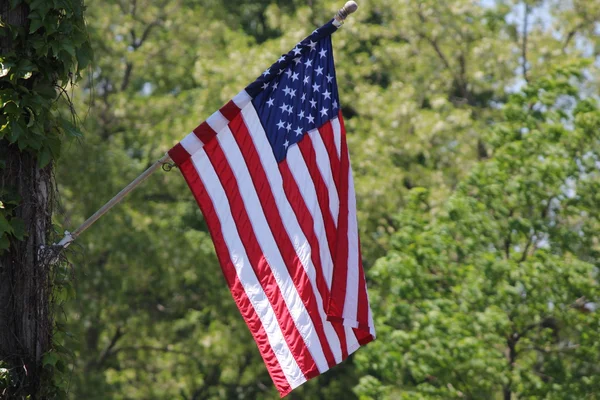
xmin=169 ymin=19 xmax=375 ymax=397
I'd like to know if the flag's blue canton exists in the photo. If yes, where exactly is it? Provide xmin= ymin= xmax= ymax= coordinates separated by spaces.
xmin=246 ymin=21 xmax=340 ymax=163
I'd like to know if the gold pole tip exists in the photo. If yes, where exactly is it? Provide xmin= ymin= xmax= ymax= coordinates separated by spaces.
xmin=344 ymin=1 xmax=359 ymax=15
xmin=334 ymin=1 xmax=358 ymax=25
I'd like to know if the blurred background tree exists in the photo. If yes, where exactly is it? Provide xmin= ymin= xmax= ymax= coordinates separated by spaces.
xmin=55 ymin=0 xmax=599 ymax=399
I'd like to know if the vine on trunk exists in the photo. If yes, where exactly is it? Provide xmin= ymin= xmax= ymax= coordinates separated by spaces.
xmin=0 ymin=0 xmax=90 ymax=397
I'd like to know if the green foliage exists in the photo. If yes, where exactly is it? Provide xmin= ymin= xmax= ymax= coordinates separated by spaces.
xmin=356 ymin=68 xmax=600 ymax=399
xmin=0 ymin=190 xmax=25 ymax=251
xmin=0 ymin=0 xmax=90 ymax=397
xmin=55 ymin=0 xmax=600 ymax=398
xmin=0 ymin=0 xmax=90 ymax=255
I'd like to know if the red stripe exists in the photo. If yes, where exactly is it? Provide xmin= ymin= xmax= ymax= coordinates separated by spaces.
xmin=318 ymin=121 xmax=340 ymax=189
xmin=277 ymin=160 xmax=349 ymax=361
xmin=356 ymin=234 xmax=369 ymax=328
xmin=193 ymin=121 xmax=217 ymax=144
xmin=327 ymin=118 xmax=350 ymax=323
xmin=177 ymin=158 xmax=292 ymax=396
xmin=202 ymin=138 xmax=319 ymax=379
xmin=229 ymin=114 xmax=338 ymax=369
xmin=353 ymin=236 xmax=373 ymax=343
xmin=219 ymin=100 xmax=241 ymax=121
xmin=313 ymin=120 xmax=357 ymax=354
xmin=339 ymin=115 xmax=372 ymax=338
xmin=297 ymin=135 xmax=338 ymax=261
xmin=168 ymin=143 xmax=190 ymax=166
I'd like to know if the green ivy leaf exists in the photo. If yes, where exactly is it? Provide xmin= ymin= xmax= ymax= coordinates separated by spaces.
xmin=35 ymin=84 xmax=57 ymax=99
xmin=46 ymin=136 xmax=61 ymax=158
xmin=42 ymin=352 xmax=59 ymax=367
xmin=3 ymin=101 xmax=19 ymax=115
xmin=29 ymin=0 xmax=52 ymax=20
xmin=8 ymin=120 xmax=24 ymax=143
xmin=25 ymin=107 xmax=35 ymax=127
xmin=60 ymin=117 xmax=82 ymax=138
xmin=0 ymin=235 xmax=9 ymax=252
xmin=0 ymin=213 xmax=12 ymax=235
xmin=76 ymin=42 xmax=93 ymax=69
xmin=37 ymin=146 xmax=52 ymax=169
xmin=10 ymin=218 xmax=26 ymax=241
xmin=60 ymin=42 xmax=76 ymax=57
xmin=29 ymin=15 xmax=43 ymax=34
xmin=16 ymin=59 xmax=37 ymax=74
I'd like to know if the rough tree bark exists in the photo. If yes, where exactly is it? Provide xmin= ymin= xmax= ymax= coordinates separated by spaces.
xmin=0 ymin=2 xmax=54 ymax=398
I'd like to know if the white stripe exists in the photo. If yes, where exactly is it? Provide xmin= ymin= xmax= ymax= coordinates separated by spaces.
xmin=284 ymin=145 xmax=335 ymax=291
xmin=241 ymin=103 xmax=344 ymax=364
xmin=308 ymin=128 xmax=339 ymax=227
xmin=180 ymin=132 xmax=204 ymax=155
xmin=331 ymin=117 xmax=342 ymax=160
xmin=345 ymin=325 xmax=360 ymax=355
xmin=206 ymin=110 xmax=229 ymax=133
xmin=233 ymin=89 xmax=252 ymax=108
xmin=191 ymin=149 xmax=306 ymax=389
xmin=216 ymin=125 xmax=330 ymax=373
xmin=367 ymin=289 xmax=376 ymax=337
xmin=343 ymin=163 xmax=360 ymax=325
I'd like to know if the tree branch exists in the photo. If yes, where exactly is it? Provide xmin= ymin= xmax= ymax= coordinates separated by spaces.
xmin=120 ymin=20 xmax=162 ymax=91
xmin=519 ymin=232 xmax=535 ymax=262
xmin=86 ymin=326 xmax=125 ymax=371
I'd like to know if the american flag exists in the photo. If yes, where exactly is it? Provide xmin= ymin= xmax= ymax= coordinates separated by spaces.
xmin=169 ymin=19 xmax=375 ymax=397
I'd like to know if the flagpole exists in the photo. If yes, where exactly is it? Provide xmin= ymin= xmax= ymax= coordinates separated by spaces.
xmin=53 ymin=1 xmax=358 ymax=250
xmin=55 ymin=153 xmax=172 ymax=248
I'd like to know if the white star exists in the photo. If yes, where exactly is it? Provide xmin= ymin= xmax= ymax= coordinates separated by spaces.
xmin=298 ymin=110 xmax=305 ymax=120
xmin=322 ymin=89 xmax=331 ymax=100
xmin=272 ymin=81 xmax=278 ymax=89
xmin=312 ymin=82 xmax=320 ymax=92
xmin=333 ymin=99 xmax=338 ymax=109
xmin=285 ymin=105 xmax=293 ymax=114
xmin=283 ymin=86 xmax=291 ymax=96
xmin=289 ymin=89 xmax=296 ymax=98
xmin=285 ymin=69 xmax=292 ymax=78
xmin=309 ymin=98 xmax=317 ymax=108
xmin=262 ymin=82 xmax=269 ymax=90
xmin=277 ymin=120 xmax=286 ymax=129
xmin=278 ymin=69 xmax=284 ymax=75
xmin=319 ymin=48 xmax=327 ymax=58
xmin=307 ymin=114 xmax=315 ymax=124
xmin=278 ymin=55 xmax=286 ymax=63
xmin=263 ymin=68 xmax=270 ymax=77
xmin=295 ymin=127 xmax=304 ymax=136
xmin=283 ymin=139 xmax=290 ymax=148
xmin=279 ymin=103 xmax=288 ymax=113
xmin=291 ymin=72 xmax=299 ymax=82
xmin=293 ymin=57 xmax=302 ymax=65
xmin=303 ymin=76 xmax=310 ymax=85
xmin=326 ymin=74 xmax=334 ymax=83
xmin=308 ymin=41 xmax=317 ymax=51
xmin=286 ymin=123 xmax=292 ymax=132
xmin=266 ymin=98 xmax=275 ymax=107
xmin=315 ymin=66 xmax=324 ymax=76
xmin=320 ymin=106 xmax=328 ymax=117
xmin=292 ymin=46 xmax=302 ymax=56
xmin=304 ymin=59 xmax=313 ymax=68
xmin=312 ymin=29 xmax=319 ymax=35
xmin=301 ymin=93 xmax=306 ymax=102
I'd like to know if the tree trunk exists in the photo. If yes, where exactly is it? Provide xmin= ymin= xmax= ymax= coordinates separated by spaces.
xmin=0 ymin=3 xmax=54 ymax=398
